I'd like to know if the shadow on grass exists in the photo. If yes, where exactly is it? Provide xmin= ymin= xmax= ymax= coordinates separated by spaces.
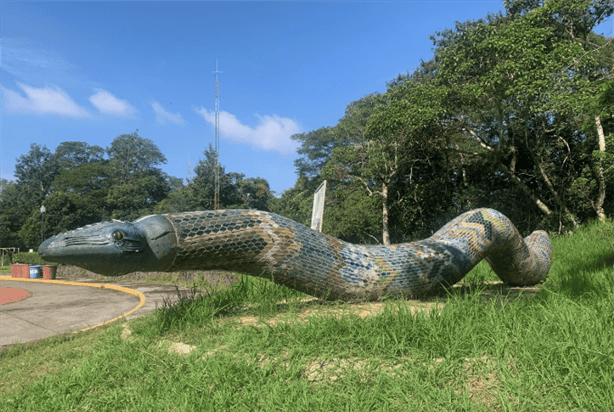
xmin=559 ymin=249 xmax=613 ymax=274
xmin=555 ymin=266 xmax=613 ymax=299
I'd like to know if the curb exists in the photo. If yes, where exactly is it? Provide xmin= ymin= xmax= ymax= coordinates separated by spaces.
xmin=0 ymin=275 xmax=146 ymax=333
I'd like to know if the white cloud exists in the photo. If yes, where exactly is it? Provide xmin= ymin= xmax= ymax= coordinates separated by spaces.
xmin=2 ymin=37 xmax=83 ymax=87
xmin=196 ymin=108 xmax=301 ymax=155
xmin=151 ymin=101 xmax=185 ymax=125
xmin=89 ymin=89 xmax=137 ymax=117
xmin=2 ymin=83 xmax=90 ymax=117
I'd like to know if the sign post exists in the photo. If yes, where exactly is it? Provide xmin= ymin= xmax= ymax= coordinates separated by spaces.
xmin=311 ymin=180 xmax=327 ymax=232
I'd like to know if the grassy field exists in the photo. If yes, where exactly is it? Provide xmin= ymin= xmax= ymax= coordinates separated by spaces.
xmin=1 ymin=219 xmax=612 ymax=412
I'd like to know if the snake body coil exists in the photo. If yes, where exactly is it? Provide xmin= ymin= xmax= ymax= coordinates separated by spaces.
xmin=38 ymin=208 xmax=552 ymax=300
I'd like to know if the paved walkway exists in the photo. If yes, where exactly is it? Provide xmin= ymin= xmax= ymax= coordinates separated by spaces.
xmin=0 ymin=276 xmax=205 ymax=349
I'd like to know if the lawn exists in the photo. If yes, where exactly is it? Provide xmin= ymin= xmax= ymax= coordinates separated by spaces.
xmin=1 ymin=219 xmax=612 ymax=412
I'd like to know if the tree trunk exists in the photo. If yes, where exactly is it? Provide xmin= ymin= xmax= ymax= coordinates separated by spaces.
xmin=523 ymin=125 xmax=577 ymax=229
xmin=527 ymin=148 xmax=578 ymax=228
xmin=594 ymin=116 xmax=607 ymax=222
xmin=382 ymin=182 xmax=390 ymax=246
xmin=466 ymin=127 xmax=552 ymax=216
xmin=504 ymin=163 xmax=553 ymax=216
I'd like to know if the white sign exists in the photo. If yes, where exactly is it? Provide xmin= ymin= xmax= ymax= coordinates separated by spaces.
xmin=311 ymin=180 xmax=327 ymax=232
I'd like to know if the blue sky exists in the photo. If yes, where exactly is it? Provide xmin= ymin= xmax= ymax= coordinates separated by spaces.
xmin=2 ymin=1 xmax=612 ymax=196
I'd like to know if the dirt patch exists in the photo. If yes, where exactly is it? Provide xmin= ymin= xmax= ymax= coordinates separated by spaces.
xmin=463 ymin=356 xmax=501 ymax=408
xmin=224 ymin=281 xmax=541 ymax=327
xmin=223 ymin=297 xmax=443 ymax=327
xmin=456 ymin=281 xmax=542 ymax=305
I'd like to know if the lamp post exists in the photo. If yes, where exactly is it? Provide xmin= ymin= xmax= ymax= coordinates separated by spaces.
xmin=40 ymin=205 xmax=46 ymax=244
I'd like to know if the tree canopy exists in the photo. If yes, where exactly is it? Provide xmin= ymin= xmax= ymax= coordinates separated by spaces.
xmin=2 ymin=135 xmax=274 ymax=249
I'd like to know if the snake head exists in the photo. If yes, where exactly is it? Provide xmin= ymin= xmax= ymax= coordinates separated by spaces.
xmin=38 ymin=215 xmax=177 ymax=276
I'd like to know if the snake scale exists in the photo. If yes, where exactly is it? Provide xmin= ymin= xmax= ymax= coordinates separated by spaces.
xmin=38 ymin=208 xmax=552 ymax=300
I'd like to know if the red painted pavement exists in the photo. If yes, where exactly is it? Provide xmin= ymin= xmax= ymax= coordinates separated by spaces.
xmin=0 ymin=286 xmax=32 ymax=305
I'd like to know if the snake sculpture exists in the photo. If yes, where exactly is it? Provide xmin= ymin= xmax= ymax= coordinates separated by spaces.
xmin=38 ymin=208 xmax=552 ymax=301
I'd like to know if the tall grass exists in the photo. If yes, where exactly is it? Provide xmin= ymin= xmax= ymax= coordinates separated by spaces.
xmin=1 ymin=218 xmax=612 ymax=412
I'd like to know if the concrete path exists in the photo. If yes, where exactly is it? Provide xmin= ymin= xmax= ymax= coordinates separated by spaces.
xmin=0 ymin=276 xmax=205 ymax=349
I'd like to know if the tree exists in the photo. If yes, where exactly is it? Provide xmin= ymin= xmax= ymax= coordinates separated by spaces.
xmin=17 ymin=191 xmax=102 ymax=249
xmin=319 ymin=183 xmax=383 ymax=244
xmin=291 ymin=127 xmax=339 ymax=179
xmin=14 ymin=143 xmax=58 ymax=209
xmin=292 ymin=93 xmax=390 ymax=180
xmin=274 ymin=0 xmax=613 ymax=239
xmin=103 ymin=131 xmax=173 ymax=219
xmin=432 ymin=0 xmax=613 ymax=230
xmin=106 ymin=130 xmax=167 ymax=184
xmin=286 ymin=93 xmax=392 ymax=242
xmin=107 ymin=169 xmax=172 ymax=221
xmin=573 ymin=32 xmax=614 ymax=222
xmin=159 ymin=144 xmax=273 ymax=213
xmin=269 ymin=176 xmax=316 ymax=226
xmin=5 ymin=144 xmax=60 ymax=246
xmin=154 ymin=185 xmax=200 ymax=214
xmin=52 ymin=141 xmax=105 ymax=171
xmin=189 ymin=144 xmax=233 ymax=210
xmin=231 ymin=176 xmax=273 ymax=211
xmin=0 ymin=180 xmax=26 ymax=248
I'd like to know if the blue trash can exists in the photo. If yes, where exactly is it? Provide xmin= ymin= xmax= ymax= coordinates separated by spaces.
xmin=29 ymin=265 xmax=42 ymax=278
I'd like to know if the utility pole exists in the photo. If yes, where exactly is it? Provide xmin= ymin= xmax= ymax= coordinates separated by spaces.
xmin=212 ymin=59 xmax=222 ymax=210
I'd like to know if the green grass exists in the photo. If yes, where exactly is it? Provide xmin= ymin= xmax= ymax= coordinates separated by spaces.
xmin=1 ymin=219 xmax=612 ymax=411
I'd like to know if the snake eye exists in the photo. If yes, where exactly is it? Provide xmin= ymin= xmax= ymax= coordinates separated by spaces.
xmin=112 ymin=230 xmax=124 ymax=241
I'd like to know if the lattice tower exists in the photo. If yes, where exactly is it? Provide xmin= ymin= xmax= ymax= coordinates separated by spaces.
xmin=212 ymin=60 xmax=222 ymax=210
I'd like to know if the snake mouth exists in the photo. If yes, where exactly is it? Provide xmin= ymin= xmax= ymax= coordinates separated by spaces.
xmin=63 ymin=235 xmax=110 ymax=247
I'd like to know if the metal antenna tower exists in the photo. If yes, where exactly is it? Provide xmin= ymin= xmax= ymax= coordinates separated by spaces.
xmin=212 ymin=59 xmax=222 ymax=210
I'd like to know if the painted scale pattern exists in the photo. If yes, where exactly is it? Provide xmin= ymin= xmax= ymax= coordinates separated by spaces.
xmin=160 ymin=208 xmax=552 ymax=300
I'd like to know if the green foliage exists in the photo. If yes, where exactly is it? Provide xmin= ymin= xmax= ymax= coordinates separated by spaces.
xmin=11 ymin=252 xmax=46 ymax=265
xmin=153 ymin=185 xmax=200 ymax=214
xmin=17 ymin=191 xmax=102 ymax=249
xmin=51 ymin=162 xmax=113 ymax=218
xmin=185 ymin=144 xmax=273 ymax=212
xmin=3 ymin=131 xmax=188 ymax=244
xmin=322 ymin=187 xmax=383 ymax=243
xmin=4 ymin=127 xmax=276 ymax=244
xmin=51 ymin=161 xmax=111 ymax=196
xmin=291 ymin=93 xmax=389 ymax=180
xmin=52 ymin=141 xmax=105 ymax=171
xmin=106 ymin=130 xmax=167 ymax=184
xmin=268 ymin=176 xmax=317 ymax=226
xmin=427 ymin=0 xmax=612 ymax=230
xmin=12 ymin=144 xmax=58 ymax=218
xmin=14 ymin=143 xmax=57 ymax=197
xmin=230 ymin=176 xmax=273 ymax=210
xmin=106 ymin=170 xmax=172 ymax=221
xmin=291 ymin=127 xmax=339 ymax=179
xmin=0 ymin=180 xmax=26 ymax=248
xmin=280 ymin=0 xmax=613 ymax=239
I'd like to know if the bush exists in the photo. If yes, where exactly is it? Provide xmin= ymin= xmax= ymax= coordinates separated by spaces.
xmin=12 ymin=252 xmax=46 ymax=265
xmin=1 ymin=255 xmax=11 ymax=266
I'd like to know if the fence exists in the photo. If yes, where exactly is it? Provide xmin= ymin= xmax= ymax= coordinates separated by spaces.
xmin=1 ymin=248 xmax=20 ymax=266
